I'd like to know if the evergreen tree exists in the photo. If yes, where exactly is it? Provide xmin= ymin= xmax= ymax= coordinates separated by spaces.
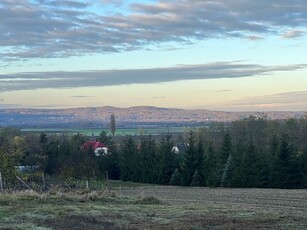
xmin=196 ymin=139 xmax=204 ymax=177
xmin=301 ymin=148 xmax=307 ymax=188
xmin=190 ymin=170 xmax=203 ymax=186
xmin=98 ymin=131 xmax=120 ymax=180
xmin=181 ymin=132 xmax=197 ymax=185
xmin=254 ymin=150 xmax=271 ymax=188
xmin=278 ymin=134 xmax=295 ymax=188
xmin=0 ymin=150 xmax=15 ymax=184
xmin=39 ymin=132 xmax=48 ymax=143
xmin=219 ymin=133 xmax=233 ymax=186
xmin=220 ymin=154 xmax=234 ymax=187
xmin=139 ymin=136 xmax=158 ymax=183
xmin=119 ymin=136 xmax=137 ymax=181
xmin=169 ymin=168 xmax=181 ymax=186
xmin=204 ymin=142 xmax=220 ymax=187
xmin=244 ymin=138 xmax=257 ymax=187
xmin=158 ymin=134 xmax=176 ymax=184
xmin=98 ymin=131 xmax=113 ymax=146
xmin=45 ymin=140 xmax=60 ymax=175
xmin=269 ymin=135 xmax=280 ymax=188
xmin=220 ymin=132 xmax=232 ymax=164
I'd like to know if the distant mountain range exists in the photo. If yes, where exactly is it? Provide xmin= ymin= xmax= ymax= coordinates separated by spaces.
xmin=0 ymin=106 xmax=305 ymax=128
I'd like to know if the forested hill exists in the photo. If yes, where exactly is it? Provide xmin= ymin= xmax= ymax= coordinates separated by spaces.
xmin=0 ymin=106 xmax=305 ymax=127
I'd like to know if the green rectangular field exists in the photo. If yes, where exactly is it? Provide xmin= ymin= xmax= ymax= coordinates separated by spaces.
xmin=21 ymin=127 xmax=185 ymax=136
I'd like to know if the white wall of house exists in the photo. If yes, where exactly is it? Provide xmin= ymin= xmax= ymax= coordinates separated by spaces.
xmin=94 ymin=147 xmax=108 ymax=156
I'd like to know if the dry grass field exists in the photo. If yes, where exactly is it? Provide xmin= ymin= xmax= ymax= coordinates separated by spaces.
xmin=0 ymin=181 xmax=306 ymax=229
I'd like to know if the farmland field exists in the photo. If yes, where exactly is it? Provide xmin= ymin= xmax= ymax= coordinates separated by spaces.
xmin=0 ymin=181 xmax=306 ymax=229
xmin=21 ymin=126 xmax=186 ymax=136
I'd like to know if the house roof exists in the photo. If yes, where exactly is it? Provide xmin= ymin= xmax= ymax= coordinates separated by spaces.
xmin=83 ymin=140 xmax=107 ymax=151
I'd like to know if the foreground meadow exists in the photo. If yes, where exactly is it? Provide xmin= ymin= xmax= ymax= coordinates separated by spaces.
xmin=0 ymin=181 xmax=306 ymax=229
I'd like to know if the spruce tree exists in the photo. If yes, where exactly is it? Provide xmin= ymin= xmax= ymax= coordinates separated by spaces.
xmin=139 ymin=136 xmax=158 ymax=183
xmin=169 ymin=168 xmax=181 ymax=186
xmin=181 ymin=132 xmax=197 ymax=186
xmin=119 ymin=136 xmax=137 ymax=181
xmin=219 ymin=133 xmax=233 ymax=186
xmin=158 ymin=134 xmax=176 ymax=185
xmin=220 ymin=154 xmax=234 ymax=187
xmin=204 ymin=143 xmax=220 ymax=187
xmin=278 ymin=134 xmax=302 ymax=188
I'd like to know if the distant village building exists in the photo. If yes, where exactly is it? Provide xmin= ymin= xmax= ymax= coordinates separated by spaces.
xmin=82 ymin=140 xmax=108 ymax=156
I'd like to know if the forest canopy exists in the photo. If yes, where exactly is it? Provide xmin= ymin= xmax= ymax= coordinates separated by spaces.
xmin=0 ymin=116 xmax=306 ymax=189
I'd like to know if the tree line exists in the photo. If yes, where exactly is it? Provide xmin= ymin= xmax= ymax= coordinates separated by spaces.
xmin=0 ymin=116 xmax=306 ymax=189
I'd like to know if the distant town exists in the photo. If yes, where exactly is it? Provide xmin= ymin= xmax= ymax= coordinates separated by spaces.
xmin=0 ymin=106 xmax=305 ymax=128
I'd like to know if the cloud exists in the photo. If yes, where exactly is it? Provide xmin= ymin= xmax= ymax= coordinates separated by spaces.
xmin=1 ymin=0 xmax=307 ymax=60
xmin=246 ymin=35 xmax=264 ymax=41
xmin=71 ymin=95 xmax=94 ymax=98
xmin=37 ymin=0 xmax=91 ymax=9
xmin=100 ymin=0 xmax=123 ymax=6
xmin=214 ymin=89 xmax=233 ymax=93
xmin=282 ymin=30 xmax=305 ymax=39
xmin=152 ymin=96 xmax=165 ymax=100
xmin=0 ymin=62 xmax=306 ymax=92
xmin=228 ymin=91 xmax=307 ymax=111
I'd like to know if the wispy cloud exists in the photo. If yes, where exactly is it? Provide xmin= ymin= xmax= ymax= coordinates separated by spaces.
xmin=100 ymin=0 xmax=123 ymax=6
xmin=1 ymin=0 xmax=306 ymax=60
xmin=229 ymin=91 xmax=307 ymax=111
xmin=246 ymin=35 xmax=264 ymax=41
xmin=152 ymin=96 xmax=165 ymax=100
xmin=282 ymin=30 xmax=305 ymax=39
xmin=0 ymin=62 xmax=306 ymax=92
xmin=71 ymin=95 xmax=94 ymax=98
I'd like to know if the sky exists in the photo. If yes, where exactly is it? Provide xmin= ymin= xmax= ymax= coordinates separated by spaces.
xmin=0 ymin=0 xmax=306 ymax=111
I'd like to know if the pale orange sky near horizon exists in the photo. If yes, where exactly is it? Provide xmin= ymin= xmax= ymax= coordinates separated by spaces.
xmin=2 ymin=72 xmax=306 ymax=111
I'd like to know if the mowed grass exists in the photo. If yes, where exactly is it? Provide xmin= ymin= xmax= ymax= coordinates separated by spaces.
xmin=0 ymin=182 xmax=306 ymax=229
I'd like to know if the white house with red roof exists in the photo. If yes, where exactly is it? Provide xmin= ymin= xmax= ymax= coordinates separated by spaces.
xmin=82 ymin=140 xmax=108 ymax=156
